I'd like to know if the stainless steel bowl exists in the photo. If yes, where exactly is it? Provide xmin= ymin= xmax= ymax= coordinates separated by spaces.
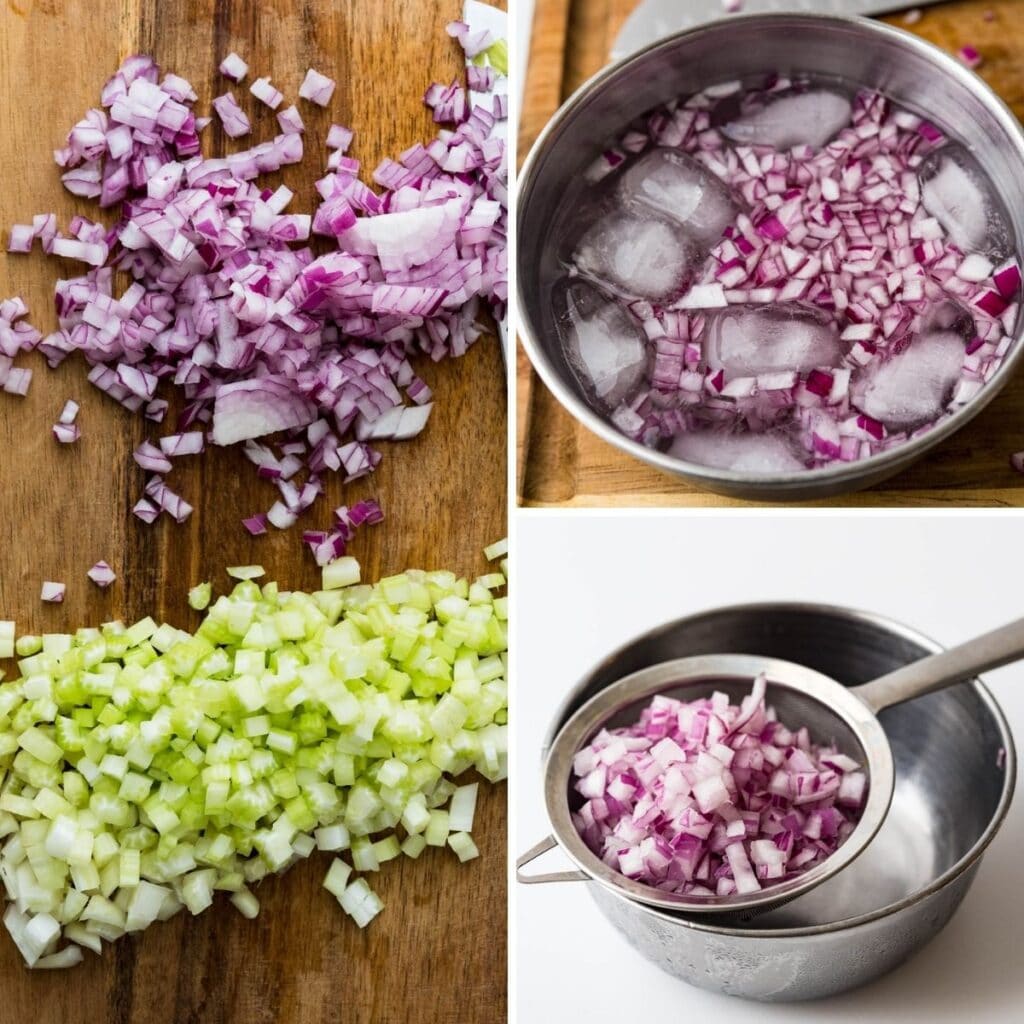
xmin=517 ymin=14 xmax=1024 ymax=501
xmin=520 ymin=603 xmax=1016 ymax=1001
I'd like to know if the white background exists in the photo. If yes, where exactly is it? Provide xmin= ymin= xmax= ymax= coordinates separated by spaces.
xmin=514 ymin=513 xmax=1024 ymax=1023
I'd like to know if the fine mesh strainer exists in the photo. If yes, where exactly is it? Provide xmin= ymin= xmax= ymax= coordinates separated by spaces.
xmin=518 ymin=616 xmax=1024 ymax=917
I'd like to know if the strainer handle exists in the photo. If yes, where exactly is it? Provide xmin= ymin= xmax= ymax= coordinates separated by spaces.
xmin=853 ymin=614 xmax=1024 ymax=713
xmin=516 ymin=835 xmax=589 ymax=884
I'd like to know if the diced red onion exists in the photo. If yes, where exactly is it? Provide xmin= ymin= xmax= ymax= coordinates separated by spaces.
xmin=326 ymin=124 xmax=353 ymax=152
xmin=58 ymin=399 xmax=79 ymax=424
xmin=219 ymin=52 xmax=249 ymax=83
xmin=6 ymin=33 xmax=506 ymax=564
xmin=589 ymin=79 xmax=1020 ymax=469
xmin=242 ymin=513 xmax=269 ymax=536
xmin=52 ymin=422 xmax=81 ymax=443
xmin=40 ymin=581 xmax=66 ymax=603
xmin=572 ymin=677 xmax=865 ymax=896
xmin=86 ymin=560 xmax=116 ymax=588
xmin=250 ymin=76 xmax=283 ymax=109
xmin=212 ymin=93 xmax=251 ymax=138
xmin=159 ymin=431 xmax=205 ymax=456
xmin=133 ymin=441 xmax=173 ymax=474
xmin=298 ymin=68 xmax=335 ymax=107
xmin=958 ymin=45 xmax=982 ymax=69
xmin=277 ymin=104 xmax=304 ymax=134
xmin=132 ymin=497 xmax=160 ymax=523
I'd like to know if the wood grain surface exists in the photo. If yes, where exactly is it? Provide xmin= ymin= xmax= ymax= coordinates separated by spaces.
xmin=517 ymin=0 xmax=1024 ymax=507
xmin=0 ymin=1 xmax=507 ymax=1021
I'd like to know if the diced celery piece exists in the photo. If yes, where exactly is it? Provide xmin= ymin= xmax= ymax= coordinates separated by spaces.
xmin=447 ymin=831 xmax=479 ymax=863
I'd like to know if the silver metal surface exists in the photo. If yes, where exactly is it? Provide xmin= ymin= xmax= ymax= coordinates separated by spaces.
xmin=612 ymin=1 xmax=946 ymax=60
xmin=517 ymin=15 xmax=1024 ymax=501
xmin=524 ymin=603 xmax=1016 ymax=1000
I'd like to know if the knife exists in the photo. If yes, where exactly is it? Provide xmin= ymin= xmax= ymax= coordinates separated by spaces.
xmin=612 ymin=0 xmax=947 ymax=61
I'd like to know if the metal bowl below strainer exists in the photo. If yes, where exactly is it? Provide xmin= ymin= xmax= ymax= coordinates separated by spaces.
xmin=528 ymin=603 xmax=1016 ymax=1001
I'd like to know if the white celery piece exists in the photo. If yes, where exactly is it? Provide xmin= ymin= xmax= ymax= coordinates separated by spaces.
xmin=447 ymin=832 xmax=479 ymax=863
xmin=321 ymin=556 xmax=361 ymax=590
xmin=448 ymin=783 xmax=479 ymax=832
xmin=0 ymin=620 xmax=15 ymax=659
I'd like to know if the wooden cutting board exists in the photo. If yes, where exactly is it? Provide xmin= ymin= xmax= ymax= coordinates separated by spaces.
xmin=517 ymin=0 xmax=1024 ymax=507
xmin=0 ymin=1 xmax=507 ymax=1021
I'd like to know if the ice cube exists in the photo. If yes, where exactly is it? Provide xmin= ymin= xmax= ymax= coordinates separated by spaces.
xmin=555 ymin=280 xmax=650 ymax=409
xmin=705 ymin=304 xmax=843 ymax=376
xmin=573 ymin=206 xmax=695 ymax=303
xmin=919 ymin=146 xmax=1008 ymax=256
xmin=852 ymin=330 xmax=966 ymax=430
xmin=617 ymin=149 xmax=738 ymax=249
xmin=722 ymin=90 xmax=852 ymax=150
xmin=668 ymin=429 xmax=806 ymax=474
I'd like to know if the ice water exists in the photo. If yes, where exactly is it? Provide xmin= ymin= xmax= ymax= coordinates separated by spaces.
xmin=543 ymin=72 xmax=1018 ymax=473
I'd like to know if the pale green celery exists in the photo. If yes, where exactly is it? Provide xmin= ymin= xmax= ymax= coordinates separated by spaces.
xmin=14 ymin=633 xmax=41 ymax=657
xmin=424 ymin=809 xmax=450 ymax=847
xmin=400 ymin=834 xmax=427 ymax=859
xmin=337 ymin=878 xmax=383 ymax=928
xmin=227 ymin=566 xmax=265 ymax=581
xmin=350 ymin=836 xmax=378 ymax=872
xmin=229 ymin=888 xmax=259 ymax=919
xmin=447 ymin=832 xmax=479 ymax=863
xmin=323 ymin=858 xmax=352 ymax=899
xmin=322 ymin=557 xmax=360 ymax=591
xmin=188 ymin=583 xmax=213 ymax=612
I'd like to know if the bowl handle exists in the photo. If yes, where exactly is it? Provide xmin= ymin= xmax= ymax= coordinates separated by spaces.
xmin=516 ymin=835 xmax=589 ymax=884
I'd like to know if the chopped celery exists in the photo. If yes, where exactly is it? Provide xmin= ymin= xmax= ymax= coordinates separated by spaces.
xmin=227 ymin=566 xmax=265 ymax=581
xmin=188 ymin=583 xmax=212 ymax=611
xmin=0 ymin=553 xmax=506 ymax=966
xmin=0 ymin=621 xmax=15 ymax=660
xmin=447 ymin=832 xmax=479 ymax=863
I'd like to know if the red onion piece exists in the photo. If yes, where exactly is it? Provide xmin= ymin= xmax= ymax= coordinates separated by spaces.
xmin=249 ymin=76 xmax=283 ymax=110
xmin=276 ymin=104 xmax=304 ymax=135
xmin=298 ymin=68 xmax=335 ymax=107
xmin=158 ymin=431 xmax=205 ymax=457
xmin=958 ymin=45 xmax=982 ymax=69
xmin=212 ymin=93 xmax=251 ymax=139
xmin=326 ymin=124 xmax=353 ymax=152
xmin=40 ymin=581 xmax=66 ymax=603
xmin=52 ymin=422 xmax=81 ymax=443
xmin=219 ymin=52 xmax=249 ymax=83
xmin=86 ymin=560 xmax=116 ymax=588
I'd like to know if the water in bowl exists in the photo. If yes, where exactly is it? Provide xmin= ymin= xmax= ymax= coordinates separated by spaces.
xmin=546 ymin=74 xmax=1020 ymax=473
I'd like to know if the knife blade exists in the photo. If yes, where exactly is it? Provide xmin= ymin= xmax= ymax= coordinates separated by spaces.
xmin=612 ymin=0 xmax=946 ymax=61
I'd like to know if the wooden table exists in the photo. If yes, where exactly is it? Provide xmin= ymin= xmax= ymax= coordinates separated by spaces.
xmin=517 ymin=0 xmax=1024 ymax=507
xmin=0 ymin=1 xmax=507 ymax=1021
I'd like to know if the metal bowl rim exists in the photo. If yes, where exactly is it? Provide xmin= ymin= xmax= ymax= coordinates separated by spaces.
xmin=541 ymin=600 xmax=1017 ymax=938
xmin=516 ymin=13 xmax=1024 ymax=495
